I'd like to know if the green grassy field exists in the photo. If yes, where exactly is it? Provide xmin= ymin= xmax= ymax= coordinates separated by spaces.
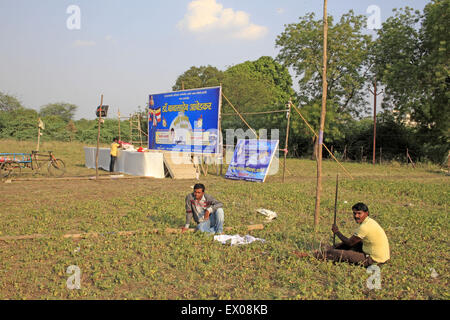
xmin=0 ymin=139 xmax=448 ymax=299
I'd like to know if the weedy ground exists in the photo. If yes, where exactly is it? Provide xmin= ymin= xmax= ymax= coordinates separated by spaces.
xmin=0 ymin=139 xmax=448 ymax=299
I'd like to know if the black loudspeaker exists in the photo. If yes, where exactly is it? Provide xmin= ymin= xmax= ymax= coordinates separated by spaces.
xmin=96 ymin=105 xmax=109 ymax=117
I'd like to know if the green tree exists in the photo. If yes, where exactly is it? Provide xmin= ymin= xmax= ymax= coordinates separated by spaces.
xmin=39 ymin=103 xmax=78 ymax=122
xmin=0 ymin=108 xmax=39 ymax=140
xmin=0 ymin=92 xmax=23 ymax=112
xmin=275 ymin=11 xmax=373 ymax=157
xmin=276 ymin=10 xmax=373 ymax=117
xmin=171 ymin=58 xmax=295 ymax=143
xmin=66 ymin=120 xmax=78 ymax=142
xmin=40 ymin=115 xmax=70 ymax=141
xmin=373 ymin=1 xmax=449 ymax=162
xmin=223 ymin=56 xmax=295 ymax=106
xmin=221 ymin=56 xmax=295 ymax=136
xmin=172 ymin=65 xmax=224 ymax=91
xmin=74 ymin=118 xmax=129 ymax=145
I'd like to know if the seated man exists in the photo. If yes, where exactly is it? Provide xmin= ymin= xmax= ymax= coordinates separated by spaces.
xmin=182 ymin=183 xmax=224 ymax=234
xmin=313 ymin=202 xmax=390 ymax=267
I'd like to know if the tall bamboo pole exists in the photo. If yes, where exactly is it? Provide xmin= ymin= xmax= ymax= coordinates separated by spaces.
xmin=118 ymin=109 xmax=121 ymax=141
xmin=333 ymin=174 xmax=339 ymax=247
xmin=372 ymin=80 xmax=377 ymax=165
xmin=369 ymin=79 xmax=383 ymax=165
xmin=283 ymin=99 xmax=292 ymax=183
xmin=36 ymin=118 xmax=41 ymax=152
xmin=218 ymin=84 xmax=223 ymax=176
xmin=314 ymin=0 xmax=328 ymax=232
xmin=138 ymin=114 xmax=143 ymax=146
xmin=95 ymin=95 xmax=103 ymax=180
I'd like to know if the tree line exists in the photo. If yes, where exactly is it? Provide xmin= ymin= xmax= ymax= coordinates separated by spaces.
xmin=0 ymin=1 xmax=448 ymax=164
xmin=0 ymin=97 xmax=146 ymax=146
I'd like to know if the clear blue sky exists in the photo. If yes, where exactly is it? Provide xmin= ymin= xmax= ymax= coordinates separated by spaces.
xmin=0 ymin=0 xmax=430 ymax=119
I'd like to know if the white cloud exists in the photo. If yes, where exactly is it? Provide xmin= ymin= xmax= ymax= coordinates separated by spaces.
xmin=73 ymin=40 xmax=96 ymax=47
xmin=178 ymin=0 xmax=268 ymax=40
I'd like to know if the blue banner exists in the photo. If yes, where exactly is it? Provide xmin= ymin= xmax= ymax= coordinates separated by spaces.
xmin=148 ymin=87 xmax=221 ymax=154
xmin=225 ymin=139 xmax=279 ymax=182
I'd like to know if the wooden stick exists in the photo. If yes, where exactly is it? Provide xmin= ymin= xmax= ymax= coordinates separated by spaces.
xmin=278 ymin=156 xmax=293 ymax=176
xmin=333 ymin=174 xmax=339 ymax=247
xmin=118 ymin=109 xmax=121 ymax=141
xmin=138 ymin=114 xmax=143 ymax=146
xmin=314 ymin=0 xmax=329 ymax=232
xmin=219 ymin=84 xmax=223 ymax=176
xmin=407 ymin=150 xmax=416 ymax=169
xmin=10 ymin=175 xmax=146 ymax=182
xmin=0 ymin=224 xmax=264 ymax=242
xmin=36 ymin=118 xmax=41 ymax=152
xmin=283 ymin=100 xmax=292 ymax=183
xmin=0 ymin=234 xmax=47 ymax=241
xmin=406 ymin=148 xmax=409 ymax=166
xmin=95 ymin=95 xmax=103 ymax=180
xmin=129 ymin=115 xmax=132 ymax=143
xmin=222 ymin=110 xmax=289 ymax=116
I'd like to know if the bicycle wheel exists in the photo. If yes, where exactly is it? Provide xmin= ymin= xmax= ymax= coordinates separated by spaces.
xmin=0 ymin=163 xmax=9 ymax=178
xmin=1 ymin=162 xmax=21 ymax=178
xmin=47 ymin=159 xmax=66 ymax=177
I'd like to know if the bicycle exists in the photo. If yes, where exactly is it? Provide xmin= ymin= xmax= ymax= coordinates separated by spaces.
xmin=0 ymin=151 xmax=66 ymax=178
xmin=30 ymin=151 xmax=66 ymax=177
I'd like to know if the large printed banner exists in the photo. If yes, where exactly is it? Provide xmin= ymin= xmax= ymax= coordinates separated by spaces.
xmin=225 ymin=139 xmax=279 ymax=182
xmin=148 ymin=86 xmax=221 ymax=154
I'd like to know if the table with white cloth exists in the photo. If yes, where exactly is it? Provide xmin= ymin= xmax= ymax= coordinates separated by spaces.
xmin=84 ymin=147 xmax=165 ymax=178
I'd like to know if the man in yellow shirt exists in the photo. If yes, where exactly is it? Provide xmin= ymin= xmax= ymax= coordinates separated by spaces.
xmin=313 ymin=202 xmax=390 ymax=267
xmin=110 ymin=137 xmax=121 ymax=172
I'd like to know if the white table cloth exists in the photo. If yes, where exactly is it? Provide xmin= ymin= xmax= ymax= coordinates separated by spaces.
xmin=84 ymin=147 xmax=165 ymax=178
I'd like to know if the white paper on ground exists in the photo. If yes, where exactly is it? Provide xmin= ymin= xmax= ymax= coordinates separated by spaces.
xmin=256 ymin=208 xmax=277 ymax=221
xmin=214 ymin=234 xmax=265 ymax=246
